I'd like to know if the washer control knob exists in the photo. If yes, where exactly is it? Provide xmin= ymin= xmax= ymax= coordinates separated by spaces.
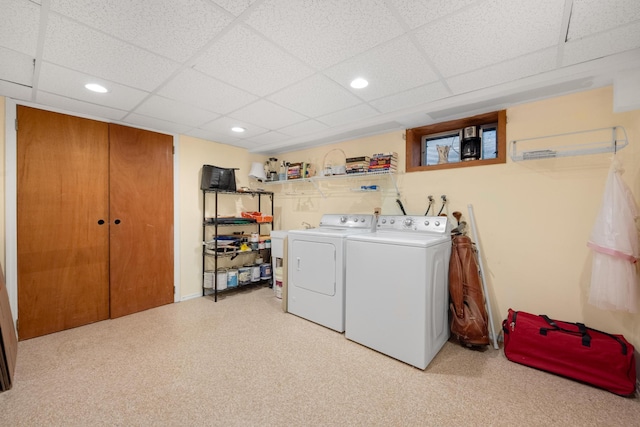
xmin=360 ymin=218 xmax=365 ymax=222
xmin=404 ymin=218 xmax=413 ymax=227
xmin=390 ymin=219 xmax=395 ymax=224
xmin=424 ymin=220 xmax=430 ymax=226
xmin=435 ymin=221 xmax=440 ymax=227
xmin=381 ymin=218 xmax=387 ymax=224
xmin=340 ymin=216 xmax=347 ymax=223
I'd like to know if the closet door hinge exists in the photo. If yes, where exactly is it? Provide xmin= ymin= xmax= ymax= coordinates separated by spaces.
xmin=15 ymin=118 xmax=18 ymax=131
xmin=172 ymin=146 xmax=175 ymax=155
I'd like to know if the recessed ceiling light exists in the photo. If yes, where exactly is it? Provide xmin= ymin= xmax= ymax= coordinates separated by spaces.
xmin=85 ymin=83 xmax=108 ymax=93
xmin=350 ymin=78 xmax=369 ymax=89
xmin=231 ymin=127 xmax=246 ymax=133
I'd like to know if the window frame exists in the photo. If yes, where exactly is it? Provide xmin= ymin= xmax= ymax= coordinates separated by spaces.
xmin=406 ymin=110 xmax=506 ymax=172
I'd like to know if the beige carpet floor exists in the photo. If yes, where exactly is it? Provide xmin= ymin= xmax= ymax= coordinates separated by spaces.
xmin=0 ymin=286 xmax=638 ymax=426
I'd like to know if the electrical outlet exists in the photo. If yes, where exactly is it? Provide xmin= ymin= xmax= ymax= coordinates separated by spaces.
xmin=374 ymin=207 xmax=381 ymax=215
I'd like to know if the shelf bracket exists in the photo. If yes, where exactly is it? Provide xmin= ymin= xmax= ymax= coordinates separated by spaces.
xmin=308 ymin=178 xmax=326 ymax=198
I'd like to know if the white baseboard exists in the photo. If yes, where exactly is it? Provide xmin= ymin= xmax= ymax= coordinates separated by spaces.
xmin=180 ymin=292 xmax=204 ymax=302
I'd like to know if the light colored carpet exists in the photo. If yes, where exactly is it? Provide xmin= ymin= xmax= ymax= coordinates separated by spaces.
xmin=0 ymin=286 xmax=638 ymax=426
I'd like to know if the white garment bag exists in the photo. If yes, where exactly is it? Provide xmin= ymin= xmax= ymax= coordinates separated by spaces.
xmin=587 ymin=157 xmax=639 ymax=313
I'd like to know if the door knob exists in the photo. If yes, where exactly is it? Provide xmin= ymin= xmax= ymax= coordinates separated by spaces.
xmin=114 ymin=219 xmax=121 ymax=224
xmin=97 ymin=219 xmax=105 ymax=225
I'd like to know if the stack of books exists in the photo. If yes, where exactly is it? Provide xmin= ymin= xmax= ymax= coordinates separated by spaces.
xmin=368 ymin=152 xmax=398 ymax=173
xmin=287 ymin=162 xmax=302 ymax=180
xmin=346 ymin=156 xmax=370 ymax=174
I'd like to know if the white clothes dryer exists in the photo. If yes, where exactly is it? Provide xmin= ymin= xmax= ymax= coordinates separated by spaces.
xmin=287 ymin=214 xmax=375 ymax=332
xmin=345 ymin=215 xmax=451 ymax=369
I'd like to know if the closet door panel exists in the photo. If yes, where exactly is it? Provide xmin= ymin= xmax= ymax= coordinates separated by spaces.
xmin=17 ymin=106 xmax=110 ymax=340
xmin=108 ymin=124 xmax=174 ymax=318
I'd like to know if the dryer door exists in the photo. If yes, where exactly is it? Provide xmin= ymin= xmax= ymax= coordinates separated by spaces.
xmin=290 ymin=239 xmax=336 ymax=296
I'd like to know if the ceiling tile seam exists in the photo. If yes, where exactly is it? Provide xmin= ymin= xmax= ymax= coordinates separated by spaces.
xmin=565 ymin=18 xmax=640 ymax=43
xmin=231 ymin=29 xmax=327 ymax=100
xmin=135 ymin=115 xmax=213 ymax=133
xmin=41 ymin=6 xmax=254 ymax=120
xmin=316 ymin=33 xmax=442 ymax=106
xmin=207 ymin=0 xmax=267 ymax=23
xmin=316 ymin=35 xmax=452 ymax=107
xmin=214 ymin=98 xmax=316 ymax=132
xmin=123 ymin=17 xmax=271 ymax=122
xmin=383 ymin=0 xmax=453 ymax=98
xmin=30 ymin=0 xmax=50 ymax=101
xmin=35 ymin=88 xmax=129 ymax=117
xmin=40 ymin=9 xmax=181 ymax=122
xmin=556 ymin=0 xmax=574 ymax=68
xmin=45 ymin=11 xmax=182 ymax=65
xmin=38 ymin=59 xmax=159 ymax=98
xmin=440 ymin=45 xmax=559 ymax=83
xmin=209 ymin=22 xmax=317 ymax=92
xmin=0 ymin=77 xmax=32 ymax=88
xmin=201 ymin=0 xmax=254 ymax=21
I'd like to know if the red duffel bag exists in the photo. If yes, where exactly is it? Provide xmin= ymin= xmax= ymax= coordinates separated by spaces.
xmin=502 ymin=309 xmax=636 ymax=396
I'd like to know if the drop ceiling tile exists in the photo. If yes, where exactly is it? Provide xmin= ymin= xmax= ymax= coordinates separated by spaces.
xmin=447 ymin=48 xmax=557 ymax=95
xmin=158 ymin=68 xmax=258 ymax=114
xmin=34 ymin=91 xmax=129 ymax=121
xmin=388 ymin=0 xmax=477 ymax=29
xmin=226 ymin=140 xmax=262 ymax=150
xmin=317 ymin=104 xmax=379 ymax=128
xmin=194 ymin=24 xmax=314 ymax=96
xmin=123 ymin=113 xmax=189 ymax=135
xmin=324 ymin=36 xmax=439 ymax=101
xmin=50 ymin=0 xmax=232 ymax=62
xmin=413 ymin=0 xmax=563 ymax=77
xmin=245 ymin=0 xmax=405 ymax=69
xmin=37 ymin=62 xmax=150 ymax=110
xmin=0 ymin=47 xmax=33 ymax=87
xmin=246 ymin=131 xmax=289 ymax=145
xmin=186 ymin=128 xmax=243 ymax=145
xmin=134 ymin=95 xmax=219 ymax=128
xmin=229 ymin=99 xmax=308 ymax=130
xmin=369 ymin=81 xmax=450 ymax=113
xmin=0 ymin=0 xmax=40 ymax=55
xmin=43 ymin=14 xmax=180 ymax=91
xmin=201 ymin=116 xmax=269 ymax=138
xmin=278 ymin=120 xmax=329 ymax=137
xmin=563 ymin=22 xmax=640 ymax=66
xmin=212 ymin=0 xmax=258 ymax=16
xmin=0 ymin=80 xmax=33 ymax=100
xmin=268 ymin=74 xmax=361 ymax=117
xmin=568 ymin=0 xmax=640 ymax=40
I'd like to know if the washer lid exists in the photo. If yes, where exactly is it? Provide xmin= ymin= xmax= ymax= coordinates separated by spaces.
xmin=346 ymin=230 xmax=450 ymax=247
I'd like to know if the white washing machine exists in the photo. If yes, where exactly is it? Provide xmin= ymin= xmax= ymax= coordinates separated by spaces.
xmin=345 ymin=215 xmax=451 ymax=369
xmin=287 ymin=214 xmax=375 ymax=332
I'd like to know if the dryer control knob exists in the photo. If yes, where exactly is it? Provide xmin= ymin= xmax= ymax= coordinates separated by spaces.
xmin=381 ymin=218 xmax=387 ymax=224
xmin=390 ymin=219 xmax=395 ymax=224
xmin=340 ymin=216 xmax=347 ymax=223
xmin=424 ymin=220 xmax=430 ymax=226
xmin=404 ymin=218 xmax=413 ymax=227
xmin=435 ymin=221 xmax=440 ymax=227
xmin=360 ymin=218 xmax=365 ymax=222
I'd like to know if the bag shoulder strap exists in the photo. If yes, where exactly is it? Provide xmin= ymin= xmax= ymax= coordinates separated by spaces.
xmin=539 ymin=314 xmax=627 ymax=354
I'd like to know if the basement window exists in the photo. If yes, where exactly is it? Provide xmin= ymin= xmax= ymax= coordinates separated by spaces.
xmin=406 ymin=110 xmax=506 ymax=172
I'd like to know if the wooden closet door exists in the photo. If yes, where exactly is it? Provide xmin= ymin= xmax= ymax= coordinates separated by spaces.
xmin=108 ymin=124 xmax=174 ymax=318
xmin=17 ymin=106 xmax=110 ymax=340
